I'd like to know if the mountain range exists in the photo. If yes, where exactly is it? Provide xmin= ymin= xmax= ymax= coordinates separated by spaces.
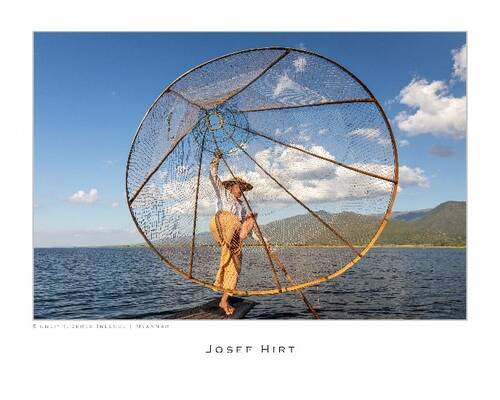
xmin=187 ymin=200 xmax=466 ymax=247
xmin=377 ymin=201 xmax=465 ymax=246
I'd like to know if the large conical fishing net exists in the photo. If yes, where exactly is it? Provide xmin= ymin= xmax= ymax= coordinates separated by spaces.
xmin=126 ymin=47 xmax=399 ymax=295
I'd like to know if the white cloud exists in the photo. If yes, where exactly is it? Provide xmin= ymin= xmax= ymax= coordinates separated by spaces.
xmin=395 ymin=78 xmax=466 ymax=139
xmin=274 ymin=126 xmax=293 ymax=136
xmin=271 ymin=72 xmax=327 ymax=104
xmin=384 ymin=97 xmax=397 ymax=107
xmin=132 ymin=144 xmax=429 ymax=220
xmin=134 ymin=145 xmax=396 ymax=215
xmin=399 ymin=139 xmax=410 ymax=147
xmin=293 ymin=57 xmax=307 ymax=72
xmin=348 ymin=128 xmax=391 ymax=146
xmin=452 ymin=44 xmax=467 ymax=81
xmin=297 ymin=128 xmax=312 ymax=142
xmin=273 ymin=72 xmax=301 ymax=96
xmin=69 ymin=188 xmax=98 ymax=204
xmin=253 ymin=144 xmax=335 ymax=182
xmin=398 ymin=166 xmax=429 ymax=188
xmin=273 ymin=125 xmax=320 ymax=142
xmin=111 ymin=202 xmax=119 ymax=208
xmin=133 ymin=179 xmax=213 ymax=217
xmin=249 ymin=147 xmax=395 ymax=203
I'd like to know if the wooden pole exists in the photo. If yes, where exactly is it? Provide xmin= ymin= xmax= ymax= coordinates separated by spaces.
xmin=255 ymin=232 xmax=321 ymax=320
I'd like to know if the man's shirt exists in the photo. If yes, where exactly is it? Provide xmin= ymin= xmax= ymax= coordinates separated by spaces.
xmin=209 ymin=156 xmax=261 ymax=242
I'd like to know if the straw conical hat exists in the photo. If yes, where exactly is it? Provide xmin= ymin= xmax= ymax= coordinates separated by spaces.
xmin=222 ymin=176 xmax=253 ymax=192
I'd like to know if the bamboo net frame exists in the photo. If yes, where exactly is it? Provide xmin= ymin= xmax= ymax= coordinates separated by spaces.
xmin=125 ymin=47 xmax=399 ymax=296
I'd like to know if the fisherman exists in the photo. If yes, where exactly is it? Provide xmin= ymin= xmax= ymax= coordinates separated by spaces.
xmin=208 ymin=149 xmax=269 ymax=315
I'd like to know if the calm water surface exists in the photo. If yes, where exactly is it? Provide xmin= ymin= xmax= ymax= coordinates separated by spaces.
xmin=34 ymin=247 xmax=466 ymax=319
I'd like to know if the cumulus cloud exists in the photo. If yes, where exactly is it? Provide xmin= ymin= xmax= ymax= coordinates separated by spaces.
xmin=69 ymin=188 xmax=98 ymax=204
xmin=394 ymin=78 xmax=466 ymax=139
xmin=452 ymin=44 xmax=467 ymax=81
xmin=428 ymin=144 xmax=455 ymax=157
xmin=398 ymin=166 xmax=429 ymax=188
xmin=253 ymin=144 xmax=335 ymax=182
xmin=133 ymin=144 xmax=429 ymax=220
xmin=247 ymin=145 xmax=395 ymax=204
xmin=399 ymin=139 xmax=410 ymax=147
xmin=133 ymin=179 xmax=213 ymax=216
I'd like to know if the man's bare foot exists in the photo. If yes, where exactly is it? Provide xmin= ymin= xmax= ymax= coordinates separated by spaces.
xmin=219 ymin=301 xmax=235 ymax=315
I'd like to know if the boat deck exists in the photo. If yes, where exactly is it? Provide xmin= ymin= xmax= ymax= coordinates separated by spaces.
xmin=163 ymin=297 xmax=256 ymax=320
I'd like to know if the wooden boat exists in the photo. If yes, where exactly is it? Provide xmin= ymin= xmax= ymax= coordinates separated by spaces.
xmin=163 ymin=297 xmax=256 ymax=320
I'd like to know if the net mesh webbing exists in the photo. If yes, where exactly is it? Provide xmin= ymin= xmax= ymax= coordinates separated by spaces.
xmin=126 ymin=48 xmax=398 ymax=295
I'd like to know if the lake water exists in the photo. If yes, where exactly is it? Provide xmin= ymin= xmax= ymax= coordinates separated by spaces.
xmin=34 ymin=247 xmax=466 ymax=319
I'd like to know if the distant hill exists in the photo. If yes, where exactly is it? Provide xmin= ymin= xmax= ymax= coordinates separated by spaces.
xmin=126 ymin=201 xmax=466 ymax=248
xmin=390 ymin=208 xmax=432 ymax=222
xmin=191 ymin=201 xmax=466 ymax=247
xmin=378 ymin=201 xmax=466 ymax=246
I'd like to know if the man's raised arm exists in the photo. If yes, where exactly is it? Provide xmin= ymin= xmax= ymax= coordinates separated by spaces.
xmin=209 ymin=149 xmax=225 ymax=194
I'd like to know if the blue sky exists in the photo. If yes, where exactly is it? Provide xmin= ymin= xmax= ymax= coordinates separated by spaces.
xmin=34 ymin=32 xmax=466 ymax=247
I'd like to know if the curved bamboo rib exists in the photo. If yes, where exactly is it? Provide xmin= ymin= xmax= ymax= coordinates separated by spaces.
xmin=212 ymin=134 xmax=283 ymax=292
xmin=222 ymin=49 xmax=291 ymax=104
xmin=239 ymin=98 xmax=375 ymax=113
xmin=230 ymin=123 xmax=396 ymax=184
xmin=124 ymin=47 xmax=400 ymax=297
xmin=222 ymin=130 xmax=362 ymax=258
xmin=188 ymin=134 xmax=206 ymax=278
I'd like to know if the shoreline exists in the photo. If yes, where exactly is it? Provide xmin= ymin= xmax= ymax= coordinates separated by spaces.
xmin=35 ymin=244 xmax=466 ymax=250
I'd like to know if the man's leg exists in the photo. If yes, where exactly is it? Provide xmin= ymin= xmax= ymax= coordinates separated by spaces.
xmin=217 ymin=240 xmax=240 ymax=315
xmin=219 ymin=292 xmax=233 ymax=315
xmin=239 ymin=215 xmax=256 ymax=240
xmin=211 ymin=212 xmax=243 ymax=315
